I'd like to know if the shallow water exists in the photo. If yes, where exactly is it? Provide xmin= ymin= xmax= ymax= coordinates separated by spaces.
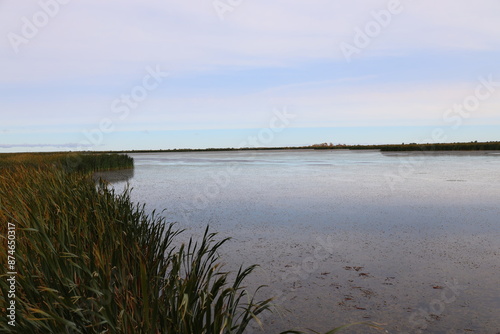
xmin=102 ymin=150 xmax=500 ymax=333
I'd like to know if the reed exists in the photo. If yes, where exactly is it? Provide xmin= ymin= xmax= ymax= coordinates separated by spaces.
xmin=0 ymin=152 xmax=134 ymax=172
xmin=0 ymin=154 xmax=271 ymax=333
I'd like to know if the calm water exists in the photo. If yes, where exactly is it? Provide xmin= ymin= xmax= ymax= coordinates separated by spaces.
xmin=102 ymin=150 xmax=500 ymax=333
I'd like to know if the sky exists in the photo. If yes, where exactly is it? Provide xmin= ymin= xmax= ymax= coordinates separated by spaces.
xmin=1 ymin=0 xmax=499 ymax=152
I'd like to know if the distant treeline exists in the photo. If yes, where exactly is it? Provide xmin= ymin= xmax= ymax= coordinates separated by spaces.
xmin=3 ymin=141 xmax=498 ymax=157
xmin=91 ymin=141 xmax=500 ymax=153
xmin=375 ymin=141 xmax=500 ymax=152
xmin=0 ymin=152 xmax=133 ymax=172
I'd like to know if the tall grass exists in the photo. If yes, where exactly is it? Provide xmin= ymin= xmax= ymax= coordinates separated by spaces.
xmin=0 ymin=152 xmax=134 ymax=172
xmin=0 ymin=154 xmax=271 ymax=333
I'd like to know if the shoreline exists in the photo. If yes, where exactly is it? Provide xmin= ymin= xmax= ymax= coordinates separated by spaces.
xmin=2 ymin=141 xmax=500 ymax=155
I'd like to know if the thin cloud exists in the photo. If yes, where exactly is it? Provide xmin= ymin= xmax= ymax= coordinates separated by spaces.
xmin=0 ymin=1 xmax=499 ymax=151
xmin=1 ymin=1 xmax=500 ymax=82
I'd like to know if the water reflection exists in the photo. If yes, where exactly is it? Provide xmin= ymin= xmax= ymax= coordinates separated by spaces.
xmin=93 ymin=168 xmax=135 ymax=183
xmin=381 ymin=150 xmax=500 ymax=157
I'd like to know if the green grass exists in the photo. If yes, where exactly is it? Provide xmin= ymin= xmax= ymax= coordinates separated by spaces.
xmin=0 ymin=153 xmax=381 ymax=333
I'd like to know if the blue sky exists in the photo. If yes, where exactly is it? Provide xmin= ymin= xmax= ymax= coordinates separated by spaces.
xmin=1 ymin=0 xmax=499 ymax=152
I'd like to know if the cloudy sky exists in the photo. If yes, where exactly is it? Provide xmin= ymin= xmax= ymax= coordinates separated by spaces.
xmin=1 ymin=0 xmax=499 ymax=152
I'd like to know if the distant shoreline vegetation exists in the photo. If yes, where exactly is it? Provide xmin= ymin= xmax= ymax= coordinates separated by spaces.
xmin=311 ymin=141 xmax=500 ymax=152
xmin=60 ymin=140 xmax=500 ymax=154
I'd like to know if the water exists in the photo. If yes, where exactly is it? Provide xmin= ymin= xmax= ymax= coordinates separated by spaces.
xmin=101 ymin=150 xmax=500 ymax=333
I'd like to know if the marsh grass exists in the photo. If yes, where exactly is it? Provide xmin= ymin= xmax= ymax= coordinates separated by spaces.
xmin=0 ymin=152 xmax=134 ymax=172
xmin=0 ymin=154 xmax=272 ymax=333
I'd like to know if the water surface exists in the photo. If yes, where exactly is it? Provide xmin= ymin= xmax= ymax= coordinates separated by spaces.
xmin=103 ymin=150 xmax=500 ymax=333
